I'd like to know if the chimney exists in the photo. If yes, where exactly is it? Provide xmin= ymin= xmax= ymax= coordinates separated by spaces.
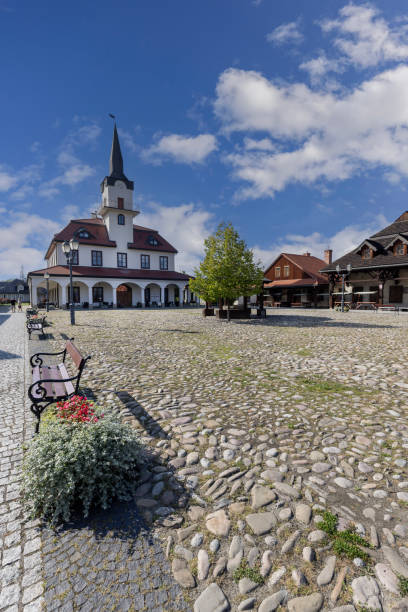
xmin=303 ymin=252 xmax=311 ymax=257
xmin=324 ymin=249 xmax=332 ymax=264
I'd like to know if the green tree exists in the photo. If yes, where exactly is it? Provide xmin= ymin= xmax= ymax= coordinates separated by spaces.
xmin=190 ymin=223 xmax=264 ymax=314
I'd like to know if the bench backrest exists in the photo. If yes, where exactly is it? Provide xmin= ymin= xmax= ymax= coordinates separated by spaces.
xmin=66 ymin=340 xmax=84 ymax=370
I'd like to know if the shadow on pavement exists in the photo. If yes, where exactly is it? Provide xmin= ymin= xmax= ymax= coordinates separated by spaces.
xmin=0 ymin=349 xmax=22 ymax=360
xmin=115 ymin=391 xmax=170 ymax=440
xmin=234 ymin=314 xmax=395 ymax=329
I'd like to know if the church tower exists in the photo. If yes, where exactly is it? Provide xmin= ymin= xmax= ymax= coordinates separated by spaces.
xmin=98 ymin=125 xmax=139 ymax=249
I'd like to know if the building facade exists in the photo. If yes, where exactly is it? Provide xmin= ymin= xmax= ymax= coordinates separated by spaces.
xmin=320 ymin=212 xmax=408 ymax=308
xmin=28 ymin=126 xmax=194 ymax=308
xmin=264 ymin=251 xmax=331 ymax=307
xmin=0 ymin=279 xmax=30 ymax=302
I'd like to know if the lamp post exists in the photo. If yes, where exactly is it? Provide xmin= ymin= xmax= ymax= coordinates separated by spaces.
xmin=336 ymin=263 xmax=352 ymax=312
xmin=44 ymin=272 xmax=50 ymax=312
xmin=62 ymin=237 xmax=79 ymax=325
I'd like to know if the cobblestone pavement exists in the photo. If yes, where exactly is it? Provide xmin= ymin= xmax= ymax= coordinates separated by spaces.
xmin=39 ymin=308 xmax=408 ymax=612
xmin=0 ymin=308 xmax=44 ymax=611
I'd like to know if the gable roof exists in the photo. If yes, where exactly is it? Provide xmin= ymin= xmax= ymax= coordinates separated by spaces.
xmin=45 ymin=218 xmax=116 ymax=259
xmin=128 ymin=227 xmax=177 ymax=253
xmin=320 ymin=212 xmax=408 ymax=272
xmin=44 ymin=218 xmax=178 ymax=259
xmin=265 ymin=253 xmax=328 ymax=283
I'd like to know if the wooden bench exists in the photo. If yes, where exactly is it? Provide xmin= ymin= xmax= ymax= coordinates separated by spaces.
xmin=28 ymin=339 xmax=91 ymax=433
xmin=26 ymin=316 xmax=47 ymax=339
xmin=378 ymin=305 xmax=398 ymax=312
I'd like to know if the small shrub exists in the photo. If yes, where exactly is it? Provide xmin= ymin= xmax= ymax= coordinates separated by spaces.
xmin=233 ymin=560 xmax=264 ymax=584
xmin=399 ymin=575 xmax=408 ymax=596
xmin=316 ymin=511 xmax=371 ymax=562
xmin=23 ymin=408 xmax=143 ymax=523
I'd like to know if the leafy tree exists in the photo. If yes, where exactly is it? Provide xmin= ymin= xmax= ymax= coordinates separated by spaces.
xmin=190 ymin=223 xmax=264 ymax=311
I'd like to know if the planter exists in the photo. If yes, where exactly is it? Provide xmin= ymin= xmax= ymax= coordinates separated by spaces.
xmin=202 ymin=308 xmax=215 ymax=317
xmin=216 ymin=308 xmax=252 ymax=319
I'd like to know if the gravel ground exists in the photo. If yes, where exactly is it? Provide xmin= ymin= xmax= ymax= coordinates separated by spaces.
xmin=27 ymin=308 xmax=408 ymax=610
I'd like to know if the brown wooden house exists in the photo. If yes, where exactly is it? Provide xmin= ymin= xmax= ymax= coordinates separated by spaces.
xmin=320 ymin=211 xmax=408 ymax=309
xmin=264 ymin=251 xmax=331 ymax=307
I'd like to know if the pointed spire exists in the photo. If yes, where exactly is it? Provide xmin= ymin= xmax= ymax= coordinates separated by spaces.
xmin=100 ymin=122 xmax=134 ymax=193
xmin=109 ymin=123 xmax=125 ymax=178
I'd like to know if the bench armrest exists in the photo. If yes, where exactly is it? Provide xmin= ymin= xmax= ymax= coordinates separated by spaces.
xmin=30 ymin=337 xmax=75 ymax=367
xmin=28 ymin=374 xmax=80 ymax=402
xmin=30 ymin=349 xmax=66 ymax=367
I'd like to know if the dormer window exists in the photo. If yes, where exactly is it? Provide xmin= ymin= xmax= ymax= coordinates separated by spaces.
xmin=395 ymin=242 xmax=405 ymax=256
xmin=361 ymin=246 xmax=371 ymax=259
xmin=118 ymin=214 xmax=125 ymax=225
xmin=148 ymin=236 xmax=159 ymax=246
xmin=78 ymin=230 xmax=90 ymax=239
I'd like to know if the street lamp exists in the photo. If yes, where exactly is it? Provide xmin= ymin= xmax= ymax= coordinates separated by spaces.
xmin=336 ymin=263 xmax=352 ymax=312
xmin=62 ymin=236 xmax=79 ymax=325
xmin=44 ymin=272 xmax=50 ymax=312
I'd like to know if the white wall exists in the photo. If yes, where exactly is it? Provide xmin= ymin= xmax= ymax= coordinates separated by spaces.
xmin=55 ymin=242 xmax=175 ymax=271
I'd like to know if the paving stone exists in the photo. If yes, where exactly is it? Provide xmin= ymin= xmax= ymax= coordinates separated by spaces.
xmin=287 ymin=592 xmax=324 ymax=612
xmin=194 ymin=583 xmax=230 ymax=612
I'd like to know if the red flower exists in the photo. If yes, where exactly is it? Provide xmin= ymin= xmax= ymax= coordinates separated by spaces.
xmin=56 ymin=395 xmax=101 ymax=424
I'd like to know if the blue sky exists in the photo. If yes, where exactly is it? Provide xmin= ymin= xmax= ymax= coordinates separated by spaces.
xmin=1 ymin=0 xmax=408 ymax=276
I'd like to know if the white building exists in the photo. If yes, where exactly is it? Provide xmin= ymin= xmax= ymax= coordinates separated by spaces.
xmin=28 ymin=126 xmax=194 ymax=308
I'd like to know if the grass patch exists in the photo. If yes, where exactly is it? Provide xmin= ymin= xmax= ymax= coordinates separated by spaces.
xmin=233 ymin=560 xmax=264 ymax=585
xmin=399 ymin=575 xmax=408 ymax=596
xmin=297 ymin=376 xmax=355 ymax=394
xmin=297 ymin=349 xmax=312 ymax=357
xmin=316 ymin=511 xmax=372 ymax=563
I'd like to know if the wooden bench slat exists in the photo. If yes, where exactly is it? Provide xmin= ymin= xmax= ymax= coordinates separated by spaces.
xmin=58 ymin=363 xmax=75 ymax=396
xmin=66 ymin=340 xmax=83 ymax=369
xmin=46 ymin=365 xmax=68 ymax=398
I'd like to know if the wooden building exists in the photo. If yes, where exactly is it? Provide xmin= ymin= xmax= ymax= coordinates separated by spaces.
xmin=320 ymin=212 xmax=408 ymax=309
xmin=264 ymin=251 xmax=331 ymax=307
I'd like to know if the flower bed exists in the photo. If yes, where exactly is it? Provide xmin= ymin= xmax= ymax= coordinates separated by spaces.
xmin=23 ymin=396 xmax=143 ymax=523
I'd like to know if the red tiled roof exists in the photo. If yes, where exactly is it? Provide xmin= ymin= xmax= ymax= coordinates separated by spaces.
xmin=265 ymin=253 xmax=328 ymax=283
xmin=28 ymin=265 xmax=190 ymax=282
xmin=45 ymin=218 xmax=178 ymax=259
xmin=265 ymin=278 xmax=326 ymax=289
xmin=128 ymin=227 xmax=178 ymax=253
xmin=45 ymin=219 xmax=116 ymax=258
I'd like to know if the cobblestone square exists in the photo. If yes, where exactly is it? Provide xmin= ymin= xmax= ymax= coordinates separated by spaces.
xmin=2 ymin=307 xmax=408 ymax=611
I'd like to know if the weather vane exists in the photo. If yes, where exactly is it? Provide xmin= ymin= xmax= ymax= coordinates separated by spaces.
xmin=109 ymin=113 xmax=116 ymax=120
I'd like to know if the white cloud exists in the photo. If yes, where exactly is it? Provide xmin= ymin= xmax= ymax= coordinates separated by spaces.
xmin=57 ymin=165 xmax=95 ymax=186
xmin=244 ymin=137 xmax=275 ymax=151
xmin=300 ymin=53 xmax=345 ymax=82
xmin=266 ymin=20 xmax=303 ymax=45
xmin=118 ymin=128 xmax=139 ymax=153
xmin=9 ymin=185 xmax=34 ymax=201
xmin=253 ymin=214 xmax=388 ymax=269
xmin=0 ymin=169 xmax=17 ymax=192
xmin=137 ymin=202 xmax=214 ymax=273
xmin=38 ymin=186 xmax=60 ymax=199
xmin=143 ymin=134 xmax=217 ymax=165
xmin=0 ymin=212 xmax=60 ymax=277
xmin=321 ymin=3 xmax=408 ymax=68
xmin=214 ymin=64 xmax=408 ymax=199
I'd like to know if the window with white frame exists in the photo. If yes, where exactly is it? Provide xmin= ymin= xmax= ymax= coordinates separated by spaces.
xmin=117 ymin=253 xmax=127 ymax=268
xmin=141 ymin=254 xmax=150 ymax=269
